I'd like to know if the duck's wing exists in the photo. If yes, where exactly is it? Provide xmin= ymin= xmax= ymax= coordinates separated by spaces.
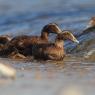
xmin=42 ymin=46 xmax=65 ymax=60
xmin=0 ymin=46 xmax=15 ymax=57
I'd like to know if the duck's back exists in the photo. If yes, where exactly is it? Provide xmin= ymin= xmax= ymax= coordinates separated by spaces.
xmin=8 ymin=35 xmax=48 ymax=56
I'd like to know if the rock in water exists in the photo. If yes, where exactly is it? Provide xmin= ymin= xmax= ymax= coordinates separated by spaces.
xmin=0 ymin=63 xmax=16 ymax=79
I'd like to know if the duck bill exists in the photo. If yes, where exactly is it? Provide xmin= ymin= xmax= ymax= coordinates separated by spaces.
xmin=73 ymin=38 xmax=79 ymax=44
xmin=71 ymin=34 xmax=79 ymax=44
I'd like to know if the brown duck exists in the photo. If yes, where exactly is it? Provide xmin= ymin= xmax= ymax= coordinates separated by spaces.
xmin=32 ymin=31 xmax=79 ymax=60
xmin=0 ymin=23 xmax=62 ymax=57
xmin=0 ymin=35 xmax=12 ymax=50
xmin=77 ymin=17 xmax=95 ymax=37
xmin=0 ymin=35 xmax=11 ymax=44
xmin=87 ymin=17 xmax=95 ymax=27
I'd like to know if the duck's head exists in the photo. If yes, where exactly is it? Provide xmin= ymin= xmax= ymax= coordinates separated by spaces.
xmin=57 ymin=31 xmax=79 ymax=43
xmin=2 ymin=35 xmax=11 ymax=41
xmin=0 ymin=35 xmax=12 ymax=44
xmin=42 ymin=23 xmax=62 ymax=34
xmin=87 ymin=17 xmax=95 ymax=28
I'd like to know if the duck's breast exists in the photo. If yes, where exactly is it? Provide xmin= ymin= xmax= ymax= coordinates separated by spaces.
xmin=32 ymin=44 xmax=65 ymax=60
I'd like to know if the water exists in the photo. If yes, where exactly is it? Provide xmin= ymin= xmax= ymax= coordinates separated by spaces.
xmin=0 ymin=0 xmax=95 ymax=95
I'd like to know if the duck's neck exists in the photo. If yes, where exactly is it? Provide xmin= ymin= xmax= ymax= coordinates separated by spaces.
xmin=41 ymin=31 xmax=49 ymax=40
xmin=55 ymin=39 xmax=64 ymax=48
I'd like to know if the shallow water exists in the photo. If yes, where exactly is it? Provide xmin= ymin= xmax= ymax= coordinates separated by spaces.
xmin=0 ymin=0 xmax=95 ymax=95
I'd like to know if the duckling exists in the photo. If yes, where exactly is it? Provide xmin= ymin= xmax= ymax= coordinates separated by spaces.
xmin=0 ymin=23 xmax=62 ymax=57
xmin=32 ymin=31 xmax=79 ymax=60
xmin=87 ymin=17 xmax=95 ymax=27
xmin=83 ymin=17 xmax=95 ymax=33
xmin=0 ymin=35 xmax=11 ymax=44
xmin=0 ymin=35 xmax=12 ymax=50
xmin=77 ymin=17 xmax=95 ymax=37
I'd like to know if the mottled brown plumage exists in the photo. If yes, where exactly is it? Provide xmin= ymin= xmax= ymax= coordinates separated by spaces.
xmin=0 ymin=35 xmax=12 ymax=51
xmin=83 ymin=17 xmax=95 ymax=33
xmin=76 ymin=17 xmax=95 ymax=37
xmin=32 ymin=31 xmax=79 ymax=60
xmin=88 ymin=17 xmax=95 ymax=27
xmin=0 ymin=23 xmax=62 ymax=57
xmin=0 ymin=35 xmax=11 ymax=44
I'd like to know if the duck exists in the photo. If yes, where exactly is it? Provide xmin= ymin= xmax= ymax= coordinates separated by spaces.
xmin=87 ymin=17 xmax=95 ymax=27
xmin=0 ymin=23 xmax=62 ymax=57
xmin=32 ymin=31 xmax=79 ymax=60
xmin=0 ymin=35 xmax=12 ymax=50
xmin=83 ymin=17 xmax=95 ymax=33
xmin=77 ymin=17 xmax=95 ymax=37
xmin=0 ymin=35 xmax=11 ymax=44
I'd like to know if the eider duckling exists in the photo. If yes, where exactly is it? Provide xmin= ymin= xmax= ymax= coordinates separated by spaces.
xmin=0 ymin=23 xmax=62 ymax=57
xmin=87 ymin=17 xmax=95 ymax=27
xmin=0 ymin=35 xmax=12 ymax=50
xmin=0 ymin=35 xmax=11 ymax=44
xmin=84 ymin=17 xmax=95 ymax=32
xmin=32 ymin=31 xmax=79 ymax=60
xmin=77 ymin=17 xmax=95 ymax=37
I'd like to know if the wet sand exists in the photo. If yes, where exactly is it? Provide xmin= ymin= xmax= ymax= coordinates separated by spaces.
xmin=0 ymin=56 xmax=94 ymax=95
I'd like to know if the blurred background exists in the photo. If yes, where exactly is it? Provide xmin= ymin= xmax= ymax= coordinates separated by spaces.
xmin=0 ymin=0 xmax=95 ymax=36
xmin=0 ymin=0 xmax=95 ymax=95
